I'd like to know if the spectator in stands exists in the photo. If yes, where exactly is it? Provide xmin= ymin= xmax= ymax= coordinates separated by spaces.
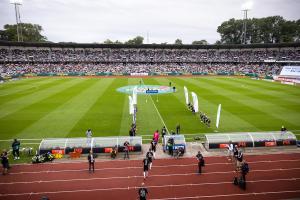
xmin=196 ymin=151 xmax=205 ymax=174
xmin=88 ymin=150 xmax=95 ymax=173
xmin=123 ymin=141 xmax=130 ymax=160
xmin=12 ymin=139 xmax=20 ymax=160
xmin=1 ymin=150 xmax=9 ymax=175
xmin=138 ymin=182 xmax=148 ymax=200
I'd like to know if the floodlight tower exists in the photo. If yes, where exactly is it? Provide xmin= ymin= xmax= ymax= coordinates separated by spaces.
xmin=241 ymin=1 xmax=253 ymax=44
xmin=241 ymin=9 xmax=249 ymax=44
xmin=10 ymin=0 xmax=23 ymax=42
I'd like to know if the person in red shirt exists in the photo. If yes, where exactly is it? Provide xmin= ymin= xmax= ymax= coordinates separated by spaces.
xmin=153 ymin=130 xmax=160 ymax=144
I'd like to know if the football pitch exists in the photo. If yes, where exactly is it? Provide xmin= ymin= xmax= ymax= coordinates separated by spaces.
xmin=0 ymin=76 xmax=300 ymax=141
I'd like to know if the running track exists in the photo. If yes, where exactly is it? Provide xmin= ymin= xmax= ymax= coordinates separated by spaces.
xmin=1 ymin=153 xmax=300 ymax=200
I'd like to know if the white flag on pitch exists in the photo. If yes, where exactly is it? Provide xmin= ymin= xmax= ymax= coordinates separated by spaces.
xmin=129 ymin=96 xmax=134 ymax=115
xmin=132 ymin=87 xmax=137 ymax=105
xmin=184 ymin=86 xmax=189 ymax=105
xmin=191 ymin=92 xmax=199 ymax=113
xmin=216 ymin=104 xmax=221 ymax=128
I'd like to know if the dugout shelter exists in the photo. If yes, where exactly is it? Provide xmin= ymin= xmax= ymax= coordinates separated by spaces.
xmin=39 ymin=136 xmax=142 ymax=155
xmin=205 ymin=131 xmax=297 ymax=149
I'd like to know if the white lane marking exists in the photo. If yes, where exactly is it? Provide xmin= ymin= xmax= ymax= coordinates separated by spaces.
xmin=1 ymin=178 xmax=300 ymax=197
xmin=7 ymin=158 xmax=300 ymax=175
xmin=1 ymin=168 xmax=300 ymax=185
xmin=151 ymin=190 xmax=300 ymax=200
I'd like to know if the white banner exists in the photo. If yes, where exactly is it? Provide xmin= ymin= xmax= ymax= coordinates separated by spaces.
xmin=280 ymin=66 xmax=300 ymax=76
xmin=130 ymin=73 xmax=148 ymax=76
xmin=184 ymin=86 xmax=189 ymax=105
xmin=132 ymin=86 xmax=137 ymax=105
xmin=216 ymin=104 xmax=221 ymax=128
xmin=191 ymin=92 xmax=199 ymax=113
xmin=129 ymin=96 xmax=134 ymax=115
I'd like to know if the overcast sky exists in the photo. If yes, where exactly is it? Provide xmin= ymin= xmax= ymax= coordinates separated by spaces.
xmin=0 ymin=0 xmax=299 ymax=44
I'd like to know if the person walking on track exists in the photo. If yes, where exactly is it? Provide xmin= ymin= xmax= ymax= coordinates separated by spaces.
xmin=138 ymin=182 xmax=148 ymax=200
xmin=196 ymin=151 xmax=205 ymax=174
xmin=88 ymin=150 xmax=95 ymax=173
xmin=143 ymin=157 xmax=149 ymax=179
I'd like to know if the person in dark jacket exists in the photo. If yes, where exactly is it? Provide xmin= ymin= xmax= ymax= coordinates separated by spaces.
xmin=12 ymin=139 xmax=20 ymax=160
xmin=138 ymin=182 xmax=148 ymax=200
xmin=196 ymin=151 xmax=204 ymax=174
xmin=87 ymin=150 xmax=95 ymax=173
xmin=1 ymin=150 xmax=9 ymax=175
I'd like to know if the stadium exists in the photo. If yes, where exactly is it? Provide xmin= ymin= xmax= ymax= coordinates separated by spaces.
xmin=0 ymin=0 xmax=300 ymax=200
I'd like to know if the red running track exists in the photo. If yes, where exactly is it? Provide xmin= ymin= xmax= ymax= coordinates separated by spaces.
xmin=0 ymin=153 xmax=300 ymax=200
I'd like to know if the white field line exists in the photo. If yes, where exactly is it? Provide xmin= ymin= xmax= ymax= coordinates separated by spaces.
xmin=8 ymin=158 xmax=300 ymax=175
xmin=1 ymin=178 xmax=300 ymax=197
xmin=151 ymin=190 xmax=300 ymax=200
xmin=2 ymin=167 xmax=300 ymax=185
xmin=141 ymin=79 xmax=169 ymax=133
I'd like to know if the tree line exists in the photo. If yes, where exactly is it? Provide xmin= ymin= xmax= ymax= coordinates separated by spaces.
xmin=0 ymin=16 xmax=299 ymax=44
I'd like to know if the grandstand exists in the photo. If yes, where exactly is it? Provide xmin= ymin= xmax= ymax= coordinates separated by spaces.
xmin=0 ymin=41 xmax=300 ymax=80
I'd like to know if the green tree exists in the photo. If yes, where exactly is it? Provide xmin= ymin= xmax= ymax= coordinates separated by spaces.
xmin=125 ymin=36 xmax=144 ymax=45
xmin=192 ymin=40 xmax=208 ymax=45
xmin=217 ymin=18 xmax=244 ymax=44
xmin=217 ymin=16 xmax=300 ymax=44
xmin=174 ymin=39 xmax=183 ymax=45
xmin=103 ymin=39 xmax=123 ymax=44
xmin=0 ymin=23 xmax=47 ymax=42
xmin=103 ymin=39 xmax=113 ymax=44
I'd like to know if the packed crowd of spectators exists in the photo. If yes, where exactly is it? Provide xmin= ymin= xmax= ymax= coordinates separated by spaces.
xmin=0 ymin=48 xmax=299 ymax=63
xmin=0 ymin=47 xmax=298 ymax=76
xmin=0 ymin=63 xmax=282 ymax=76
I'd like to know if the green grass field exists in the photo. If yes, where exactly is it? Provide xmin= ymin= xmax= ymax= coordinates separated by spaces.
xmin=0 ymin=76 xmax=300 ymax=161
xmin=1 ymin=76 xmax=300 ymax=139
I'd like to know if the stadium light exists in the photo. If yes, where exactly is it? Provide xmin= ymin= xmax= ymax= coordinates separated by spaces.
xmin=241 ymin=1 xmax=253 ymax=44
xmin=241 ymin=1 xmax=253 ymax=10
xmin=10 ymin=0 xmax=23 ymax=42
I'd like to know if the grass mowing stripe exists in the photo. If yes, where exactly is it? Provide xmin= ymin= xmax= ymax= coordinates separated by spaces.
xmin=119 ymin=78 xmax=132 ymax=136
xmin=0 ymin=77 xmax=46 ymax=90
xmin=183 ymin=77 xmax=263 ymax=131
xmin=0 ymin=78 xmax=64 ymax=106
xmin=152 ymin=77 xmax=208 ymax=134
xmin=0 ymin=78 xmax=53 ymax=97
xmin=0 ymin=79 xmax=87 ymax=139
xmin=0 ymin=78 xmax=75 ymax=119
xmin=234 ymin=78 xmax=300 ymax=96
xmin=141 ymin=78 xmax=169 ymax=133
xmin=69 ymin=78 xmax=127 ymax=137
xmin=175 ymin=77 xmax=260 ymax=133
xmin=212 ymin=78 xmax=300 ymax=126
xmin=135 ymin=78 xmax=165 ymax=135
xmin=229 ymin=78 xmax=300 ymax=103
xmin=16 ymin=79 xmax=107 ymax=139
xmin=202 ymin=78 xmax=300 ymax=127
